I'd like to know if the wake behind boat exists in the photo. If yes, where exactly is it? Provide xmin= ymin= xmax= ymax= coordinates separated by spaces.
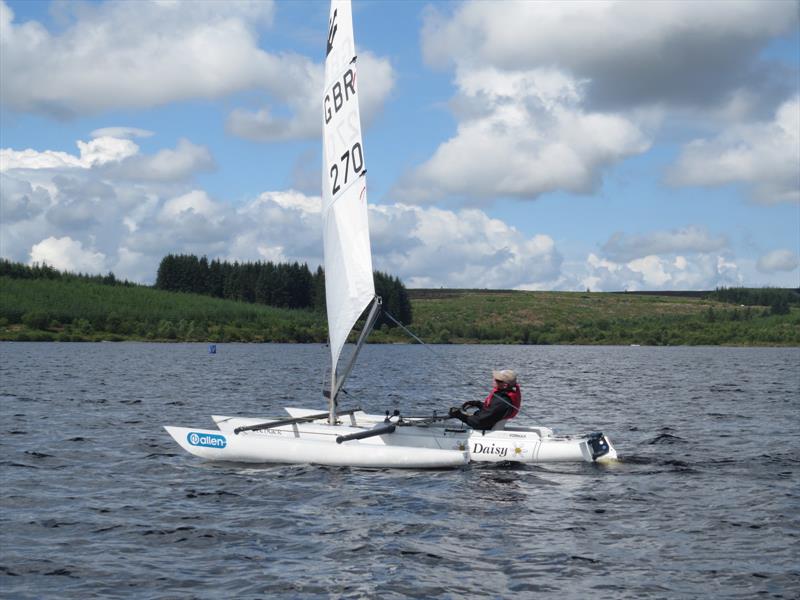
xmin=164 ymin=0 xmax=617 ymax=469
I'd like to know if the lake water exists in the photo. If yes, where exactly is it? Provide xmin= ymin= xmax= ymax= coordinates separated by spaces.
xmin=1 ymin=342 xmax=798 ymax=599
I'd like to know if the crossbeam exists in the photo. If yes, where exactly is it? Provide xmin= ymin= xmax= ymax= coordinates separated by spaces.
xmin=234 ymin=407 xmax=361 ymax=434
xmin=335 ymin=422 xmax=396 ymax=444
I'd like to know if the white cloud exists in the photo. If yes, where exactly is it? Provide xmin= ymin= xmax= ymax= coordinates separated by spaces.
xmin=224 ymin=53 xmax=322 ymax=142
xmin=131 ymin=189 xmax=235 ymax=253
xmin=757 ymin=249 xmax=800 ymax=274
xmin=29 ymin=236 xmax=107 ymax=273
xmin=0 ymin=174 xmax=51 ymax=223
xmin=1 ymin=148 xmax=85 ymax=171
xmin=395 ymin=67 xmax=649 ymax=203
xmin=1 ymin=135 xmax=221 ymax=281
xmin=370 ymin=204 xmax=562 ymax=289
xmin=582 ymin=252 xmax=743 ymax=292
xmin=421 ymin=0 xmax=796 ymax=112
xmin=260 ymin=190 xmax=320 ymax=214
xmin=108 ymin=139 xmax=215 ymax=181
xmin=0 ymin=0 xmax=276 ymax=117
xmin=406 ymin=1 xmax=798 ymax=205
xmin=228 ymin=191 xmax=323 ymax=263
xmin=628 ymin=256 xmax=671 ymax=288
xmin=160 ymin=190 xmax=222 ymax=223
xmin=668 ymin=97 xmax=800 ymax=204
xmin=580 ymin=227 xmax=744 ymax=291
xmin=0 ymin=1 xmax=394 ymax=144
xmin=0 ymin=130 xmax=788 ymax=291
xmin=112 ymin=247 xmax=150 ymax=284
xmin=601 ymin=226 xmax=728 ymax=263
xmin=225 ymin=50 xmax=395 ymax=141
xmin=2 ymin=135 xmax=213 ymax=182
xmin=2 ymin=131 xmax=566 ymax=287
xmin=2 ymin=136 xmax=138 ymax=170
xmin=77 ymin=137 xmax=141 ymax=167
xmin=46 ymin=175 xmax=116 ymax=229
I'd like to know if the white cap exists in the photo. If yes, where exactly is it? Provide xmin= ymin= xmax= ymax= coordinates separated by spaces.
xmin=492 ymin=369 xmax=517 ymax=384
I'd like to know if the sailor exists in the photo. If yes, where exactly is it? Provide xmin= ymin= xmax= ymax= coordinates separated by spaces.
xmin=448 ymin=369 xmax=521 ymax=431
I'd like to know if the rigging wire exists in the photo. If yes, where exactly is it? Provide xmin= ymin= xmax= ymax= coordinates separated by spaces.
xmin=321 ymin=308 xmax=526 ymax=421
xmin=382 ymin=310 xmax=480 ymax=388
xmin=383 ymin=309 xmax=527 ymax=420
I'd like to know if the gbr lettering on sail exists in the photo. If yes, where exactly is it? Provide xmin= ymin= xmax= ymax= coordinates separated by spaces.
xmin=322 ymin=3 xmax=365 ymax=205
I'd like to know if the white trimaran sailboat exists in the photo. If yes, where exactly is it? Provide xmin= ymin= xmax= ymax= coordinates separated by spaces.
xmin=165 ymin=0 xmax=617 ymax=468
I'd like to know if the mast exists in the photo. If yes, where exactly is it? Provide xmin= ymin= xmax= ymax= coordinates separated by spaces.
xmin=322 ymin=0 xmax=375 ymax=424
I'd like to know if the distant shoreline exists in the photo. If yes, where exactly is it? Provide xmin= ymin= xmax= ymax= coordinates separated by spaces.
xmin=2 ymin=277 xmax=798 ymax=346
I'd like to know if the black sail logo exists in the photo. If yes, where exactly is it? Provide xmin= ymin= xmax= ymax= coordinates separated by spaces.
xmin=326 ymin=9 xmax=338 ymax=56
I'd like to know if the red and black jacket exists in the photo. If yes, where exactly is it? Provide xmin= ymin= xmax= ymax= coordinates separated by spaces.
xmin=457 ymin=385 xmax=522 ymax=430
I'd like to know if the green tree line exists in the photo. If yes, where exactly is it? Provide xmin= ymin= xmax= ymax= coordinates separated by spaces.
xmin=154 ymin=254 xmax=412 ymax=324
xmin=707 ymin=286 xmax=799 ymax=315
xmin=0 ymin=258 xmax=135 ymax=287
xmin=155 ymin=254 xmax=318 ymax=309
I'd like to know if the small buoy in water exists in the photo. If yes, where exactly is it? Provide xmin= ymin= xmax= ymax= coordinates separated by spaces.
xmin=208 ymin=344 xmax=217 ymax=354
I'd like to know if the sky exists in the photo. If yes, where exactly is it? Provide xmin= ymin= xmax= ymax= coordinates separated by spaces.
xmin=1 ymin=0 xmax=798 ymax=291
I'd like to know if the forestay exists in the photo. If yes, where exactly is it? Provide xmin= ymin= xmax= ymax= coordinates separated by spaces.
xmin=322 ymin=0 xmax=375 ymax=420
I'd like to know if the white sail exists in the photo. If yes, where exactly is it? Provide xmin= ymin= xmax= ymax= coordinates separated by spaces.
xmin=322 ymin=0 xmax=375 ymax=401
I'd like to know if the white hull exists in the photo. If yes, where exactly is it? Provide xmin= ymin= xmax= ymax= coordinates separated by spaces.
xmin=164 ymin=424 xmax=468 ymax=469
xmin=203 ymin=408 xmax=616 ymax=465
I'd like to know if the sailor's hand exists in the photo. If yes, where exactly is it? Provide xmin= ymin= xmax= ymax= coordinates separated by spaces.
xmin=448 ymin=407 xmax=461 ymax=418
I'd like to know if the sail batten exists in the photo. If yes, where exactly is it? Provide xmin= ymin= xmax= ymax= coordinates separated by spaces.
xmin=322 ymin=0 xmax=375 ymax=420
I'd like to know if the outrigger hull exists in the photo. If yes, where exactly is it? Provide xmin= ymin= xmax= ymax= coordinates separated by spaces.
xmin=164 ymin=425 xmax=468 ymax=469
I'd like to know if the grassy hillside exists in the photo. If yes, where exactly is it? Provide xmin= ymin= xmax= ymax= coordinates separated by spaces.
xmin=406 ymin=289 xmax=800 ymax=346
xmin=0 ymin=276 xmax=326 ymax=342
xmin=1 ymin=277 xmax=798 ymax=345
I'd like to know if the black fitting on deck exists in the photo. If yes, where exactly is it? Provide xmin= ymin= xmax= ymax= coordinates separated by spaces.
xmin=336 ymin=423 xmax=396 ymax=444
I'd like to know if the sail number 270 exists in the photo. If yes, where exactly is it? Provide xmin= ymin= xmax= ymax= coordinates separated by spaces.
xmin=330 ymin=142 xmax=364 ymax=196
